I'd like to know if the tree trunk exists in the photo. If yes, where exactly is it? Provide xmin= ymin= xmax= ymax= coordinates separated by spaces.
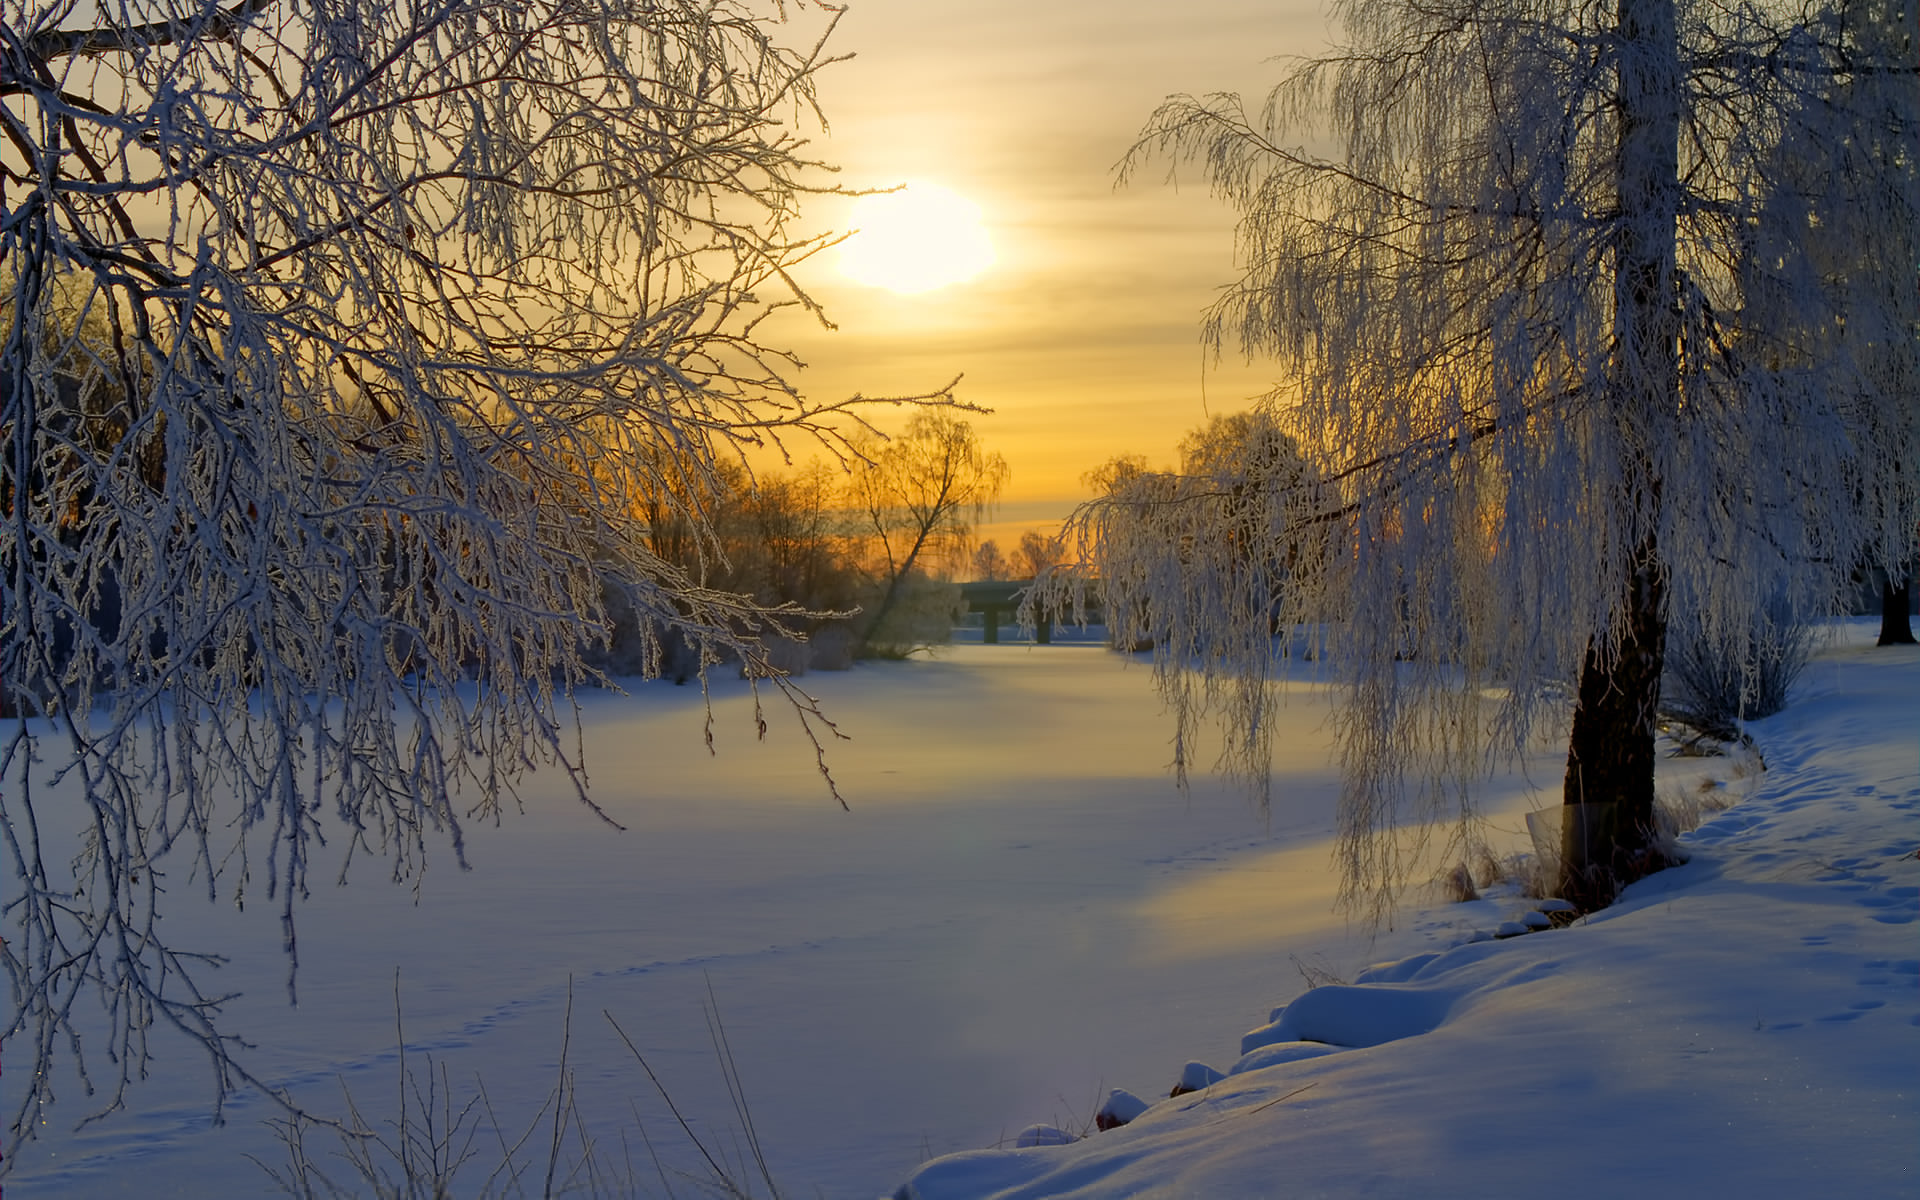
xmin=1561 ymin=537 xmax=1670 ymax=909
xmin=860 ymin=521 xmax=934 ymax=652
xmin=1878 ymin=573 xmax=1916 ymax=645
xmin=1560 ymin=0 xmax=1682 ymax=911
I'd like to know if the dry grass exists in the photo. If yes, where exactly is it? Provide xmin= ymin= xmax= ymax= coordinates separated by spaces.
xmin=1442 ymin=739 xmax=1760 ymax=909
xmin=256 ymin=977 xmax=786 ymax=1200
xmin=1439 ymin=862 xmax=1479 ymax=904
xmin=1289 ymin=953 xmax=1349 ymax=990
xmin=1456 ymin=840 xmax=1556 ymax=901
xmin=1654 ymin=777 xmax=1742 ymax=848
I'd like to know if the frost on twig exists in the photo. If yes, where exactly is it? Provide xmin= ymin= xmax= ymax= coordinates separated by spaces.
xmin=1 ymin=0 xmax=920 ymax=1145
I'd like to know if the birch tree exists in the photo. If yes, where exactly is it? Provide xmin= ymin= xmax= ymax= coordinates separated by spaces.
xmin=1058 ymin=0 xmax=1917 ymax=917
xmin=0 ymin=0 xmax=912 ymax=1141
xmin=846 ymin=409 xmax=1007 ymax=652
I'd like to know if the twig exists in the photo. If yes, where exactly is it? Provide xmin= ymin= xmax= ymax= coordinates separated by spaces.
xmin=542 ymin=976 xmax=576 ymax=1199
xmin=704 ymin=972 xmax=776 ymax=1195
xmin=1246 ymin=1082 xmax=1319 ymax=1115
xmin=604 ymin=1009 xmax=736 ymax=1187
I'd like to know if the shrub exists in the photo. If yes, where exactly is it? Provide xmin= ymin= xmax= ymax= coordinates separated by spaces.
xmin=1662 ymin=608 xmax=1815 ymax=739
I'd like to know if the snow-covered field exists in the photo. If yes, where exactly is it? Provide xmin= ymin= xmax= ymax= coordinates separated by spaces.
xmin=5 ymin=626 xmax=1915 ymax=1197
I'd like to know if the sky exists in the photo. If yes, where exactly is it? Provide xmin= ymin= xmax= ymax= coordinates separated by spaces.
xmin=770 ymin=1 xmax=1333 ymax=542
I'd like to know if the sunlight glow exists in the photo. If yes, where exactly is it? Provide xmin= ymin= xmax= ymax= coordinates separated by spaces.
xmin=837 ymin=182 xmax=995 ymax=294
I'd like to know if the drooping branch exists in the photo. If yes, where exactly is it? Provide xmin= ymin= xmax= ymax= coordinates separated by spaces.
xmin=1052 ymin=0 xmax=1916 ymax=924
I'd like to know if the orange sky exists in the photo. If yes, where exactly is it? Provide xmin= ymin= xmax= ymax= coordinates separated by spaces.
xmin=768 ymin=0 xmax=1329 ymax=545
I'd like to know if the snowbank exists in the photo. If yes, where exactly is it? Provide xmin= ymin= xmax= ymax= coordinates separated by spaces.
xmin=896 ymin=631 xmax=1920 ymax=1199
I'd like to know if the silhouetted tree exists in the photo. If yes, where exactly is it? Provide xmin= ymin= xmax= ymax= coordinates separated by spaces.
xmin=846 ymin=411 xmax=1008 ymax=652
xmin=971 ymin=539 xmax=1012 ymax=581
xmin=1011 ymin=530 xmax=1067 ymax=580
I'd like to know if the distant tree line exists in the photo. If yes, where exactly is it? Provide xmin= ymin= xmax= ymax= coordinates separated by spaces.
xmin=969 ymin=529 xmax=1067 ymax=583
xmin=593 ymin=409 xmax=1007 ymax=679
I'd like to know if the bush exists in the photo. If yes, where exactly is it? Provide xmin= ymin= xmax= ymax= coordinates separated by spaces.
xmin=1662 ymin=607 xmax=1815 ymax=739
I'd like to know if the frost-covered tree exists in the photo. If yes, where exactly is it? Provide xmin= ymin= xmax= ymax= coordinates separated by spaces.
xmin=1739 ymin=0 xmax=1920 ymax=647
xmin=1056 ymin=413 xmax=1324 ymax=802
xmin=0 ymin=0 xmax=917 ymax=1141
xmin=1056 ymin=0 xmax=1917 ymax=916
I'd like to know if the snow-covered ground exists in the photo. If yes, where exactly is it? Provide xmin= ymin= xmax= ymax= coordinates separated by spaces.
xmin=900 ymin=625 xmax=1920 ymax=1199
xmin=4 ymin=625 xmax=1914 ymax=1197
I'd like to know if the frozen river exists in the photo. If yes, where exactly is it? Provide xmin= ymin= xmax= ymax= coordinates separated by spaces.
xmin=7 ymin=644 xmax=1552 ymax=1197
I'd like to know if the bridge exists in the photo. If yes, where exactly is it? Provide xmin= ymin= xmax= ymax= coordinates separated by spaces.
xmin=958 ymin=580 xmax=1100 ymax=644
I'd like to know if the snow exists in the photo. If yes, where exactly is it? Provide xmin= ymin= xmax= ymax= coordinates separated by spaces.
xmin=897 ymin=625 xmax=1920 ymax=1199
xmin=1094 ymin=1088 xmax=1150 ymax=1129
xmin=1173 ymin=1061 xmax=1229 ymax=1094
xmin=6 ymin=627 xmax=1916 ymax=1198
xmin=1238 ymin=980 xmax=1458 ymax=1054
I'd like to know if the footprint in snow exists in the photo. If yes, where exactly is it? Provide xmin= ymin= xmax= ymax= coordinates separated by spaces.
xmin=1855 ymin=959 xmax=1904 ymax=988
xmin=1852 ymin=884 xmax=1918 ymax=923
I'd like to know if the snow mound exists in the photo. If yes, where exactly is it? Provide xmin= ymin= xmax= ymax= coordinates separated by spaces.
xmin=1240 ymin=983 xmax=1457 ymax=1054
xmin=1168 ymin=1061 xmax=1224 ymax=1095
xmin=1013 ymin=1124 xmax=1075 ymax=1148
xmin=1094 ymin=1089 xmax=1149 ymax=1131
xmin=1352 ymin=950 xmax=1444 ymax=984
xmin=1228 ymin=1039 xmax=1341 ymax=1075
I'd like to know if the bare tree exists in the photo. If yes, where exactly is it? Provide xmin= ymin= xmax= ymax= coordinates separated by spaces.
xmin=1054 ymin=0 xmax=1917 ymax=917
xmin=1010 ymin=530 xmax=1065 ymax=580
xmin=740 ymin=460 xmax=861 ymax=616
xmin=0 ymin=0 xmax=924 ymax=1144
xmin=970 ymin=538 xmax=1011 ymax=581
xmin=845 ymin=409 xmax=1008 ymax=652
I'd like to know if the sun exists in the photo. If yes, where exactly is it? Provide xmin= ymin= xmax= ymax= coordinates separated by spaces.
xmin=837 ymin=182 xmax=995 ymax=294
